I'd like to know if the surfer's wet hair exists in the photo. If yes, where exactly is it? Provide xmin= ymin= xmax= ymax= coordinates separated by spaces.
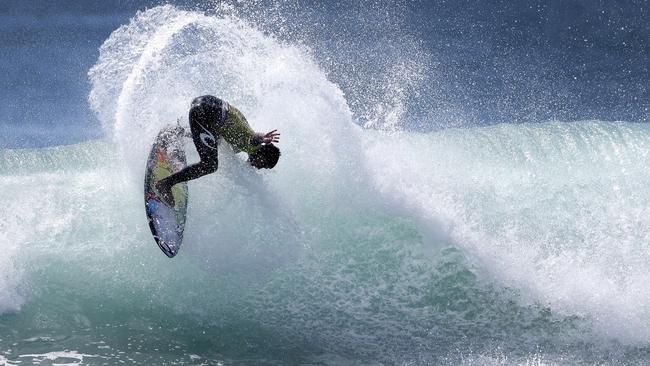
xmin=249 ymin=144 xmax=281 ymax=169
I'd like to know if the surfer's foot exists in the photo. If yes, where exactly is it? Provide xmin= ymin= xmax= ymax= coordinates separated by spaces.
xmin=155 ymin=180 xmax=175 ymax=207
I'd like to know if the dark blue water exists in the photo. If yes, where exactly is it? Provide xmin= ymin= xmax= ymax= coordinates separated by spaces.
xmin=416 ymin=1 xmax=649 ymax=124
xmin=1 ymin=0 xmax=648 ymax=148
xmin=0 ymin=1 xmax=142 ymax=147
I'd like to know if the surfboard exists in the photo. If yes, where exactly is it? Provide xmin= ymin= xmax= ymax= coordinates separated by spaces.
xmin=144 ymin=126 xmax=189 ymax=258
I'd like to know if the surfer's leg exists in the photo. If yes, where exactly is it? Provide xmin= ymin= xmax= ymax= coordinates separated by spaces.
xmin=156 ymin=161 xmax=216 ymax=206
xmin=155 ymin=145 xmax=218 ymax=205
xmin=155 ymin=103 xmax=221 ymax=205
xmin=155 ymin=157 xmax=217 ymax=206
xmin=159 ymin=159 xmax=218 ymax=187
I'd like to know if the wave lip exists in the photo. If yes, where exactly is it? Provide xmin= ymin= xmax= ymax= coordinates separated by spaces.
xmin=366 ymin=120 xmax=650 ymax=344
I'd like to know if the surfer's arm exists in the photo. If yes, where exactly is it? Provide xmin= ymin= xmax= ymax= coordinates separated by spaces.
xmin=223 ymin=106 xmax=280 ymax=152
xmin=242 ymin=130 xmax=280 ymax=154
xmin=250 ymin=132 xmax=264 ymax=147
xmin=251 ymin=130 xmax=280 ymax=145
xmin=229 ymin=128 xmax=280 ymax=154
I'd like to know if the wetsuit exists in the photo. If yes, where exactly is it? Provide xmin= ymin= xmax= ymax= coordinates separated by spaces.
xmin=159 ymin=95 xmax=263 ymax=189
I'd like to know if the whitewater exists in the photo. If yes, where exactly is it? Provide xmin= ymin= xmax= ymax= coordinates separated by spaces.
xmin=2 ymin=5 xmax=650 ymax=365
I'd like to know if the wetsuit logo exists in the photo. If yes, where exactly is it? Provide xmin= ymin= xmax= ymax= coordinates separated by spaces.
xmin=197 ymin=122 xmax=217 ymax=150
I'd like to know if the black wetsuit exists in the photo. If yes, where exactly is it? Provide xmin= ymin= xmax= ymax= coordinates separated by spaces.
xmin=160 ymin=95 xmax=229 ymax=188
xmin=159 ymin=95 xmax=263 ymax=190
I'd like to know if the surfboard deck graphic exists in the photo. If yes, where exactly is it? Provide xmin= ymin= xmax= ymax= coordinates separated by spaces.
xmin=144 ymin=126 xmax=188 ymax=258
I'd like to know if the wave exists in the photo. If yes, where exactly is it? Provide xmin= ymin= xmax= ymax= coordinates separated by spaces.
xmin=367 ymin=120 xmax=650 ymax=343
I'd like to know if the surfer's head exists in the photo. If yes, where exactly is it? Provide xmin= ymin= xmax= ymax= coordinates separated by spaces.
xmin=249 ymin=144 xmax=281 ymax=169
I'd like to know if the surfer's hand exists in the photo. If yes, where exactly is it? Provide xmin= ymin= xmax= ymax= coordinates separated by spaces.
xmin=262 ymin=130 xmax=280 ymax=144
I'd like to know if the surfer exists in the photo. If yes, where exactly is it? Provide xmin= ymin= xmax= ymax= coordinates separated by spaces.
xmin=155 ymin=95 xmax=281 ymax=205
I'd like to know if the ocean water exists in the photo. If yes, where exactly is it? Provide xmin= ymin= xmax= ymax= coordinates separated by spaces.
xmin=2 ymin=2 xmax=650 ymax=365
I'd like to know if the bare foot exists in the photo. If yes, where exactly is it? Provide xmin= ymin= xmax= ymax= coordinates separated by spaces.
xmin=155 ymin=180 xmax=175 ymax=207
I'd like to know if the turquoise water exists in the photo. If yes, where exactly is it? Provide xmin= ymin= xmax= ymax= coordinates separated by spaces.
xmin=2 ymin=6 xmax=650 ymax=365
xmin=4 ymin=122 xmax=650 ymax=364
